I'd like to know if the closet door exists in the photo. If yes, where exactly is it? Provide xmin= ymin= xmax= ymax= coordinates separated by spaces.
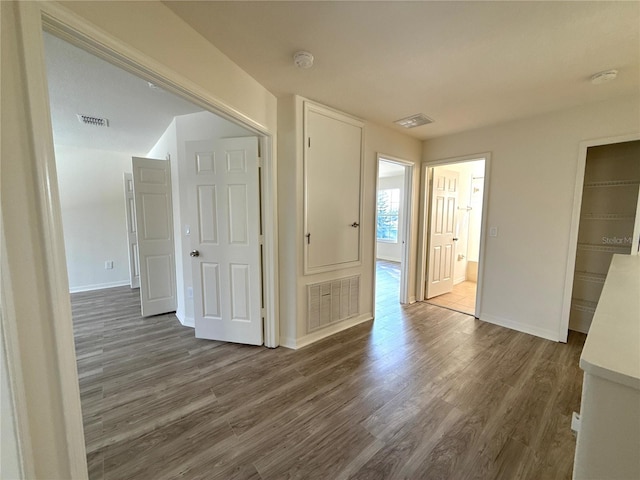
xmin=304 ymin=102 xmax=364 ymax=274
xmin=569 ymin=140 xmax=640 ymax=332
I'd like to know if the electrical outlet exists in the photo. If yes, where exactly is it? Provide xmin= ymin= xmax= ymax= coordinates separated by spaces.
xmin=489 ymin=226 xmax=498 ymax=237
xmin=187 ymin=287 xmax=193 ymax=299
xmin=105 ymin=260 xmax=114 ymax=270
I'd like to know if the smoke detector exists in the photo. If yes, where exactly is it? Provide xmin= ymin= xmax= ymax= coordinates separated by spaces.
xmin=293 ymin=51 xmax=314 ymax=69
xmin=590 ymin=69 xmax=618 ymax=85
xmin=77 ymin=114 xmax=109 ymax=127
xmin=394 ymin=113 xmax=434 ymax=129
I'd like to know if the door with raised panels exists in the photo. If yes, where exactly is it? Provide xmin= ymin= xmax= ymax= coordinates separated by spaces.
xmin=123 ymin=172 xmax=140 ymax=289
xmin=186 ymin=138 xmax=262 ymax=345
xmin=426 ymin=168 xmax=459 ymax=299
xmin=132 ymin=157 xmax=177 ymax=316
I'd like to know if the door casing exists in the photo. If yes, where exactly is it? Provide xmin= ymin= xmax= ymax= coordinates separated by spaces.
xmin=374 ymin=154 xmax=414 ymax=306
xmin=560 ymin=132 xmax=640 ymax=342
xmin=417 ymin=153 xmax=491 ymax=319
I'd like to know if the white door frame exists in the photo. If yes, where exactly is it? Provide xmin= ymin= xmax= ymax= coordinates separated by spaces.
xmin=417 ymin=153 xmax=491 ymax=318
xmin=374 ymin=154 xmax=414 ymax=305
xmin=6 ymin=2 xmax=279 ymax=477
xmin=559 ymin=132 xmax=640 ymax=342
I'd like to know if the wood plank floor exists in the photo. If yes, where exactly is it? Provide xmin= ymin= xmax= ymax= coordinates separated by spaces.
xmin=72 ymin=285 xmax=586 ymax=480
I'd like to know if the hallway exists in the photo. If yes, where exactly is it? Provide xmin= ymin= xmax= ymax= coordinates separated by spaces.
xmin=73 ymin=277 xmax=585 ymax=479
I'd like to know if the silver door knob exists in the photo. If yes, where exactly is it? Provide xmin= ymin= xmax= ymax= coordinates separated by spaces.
xmin=190 ymin=250 xmax=200 ymax=257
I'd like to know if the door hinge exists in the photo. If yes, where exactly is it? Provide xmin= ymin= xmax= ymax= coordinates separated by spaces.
xmin=259 ymin=235 xmax=264 ymax=245
xmin=258 ymin=157 xmax=264 ymax=168
xmin=261 ymin=308 xmax=266 ymax=318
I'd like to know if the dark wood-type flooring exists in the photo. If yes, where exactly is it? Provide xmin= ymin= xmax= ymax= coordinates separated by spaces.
xmin=72 ymin=272 xmax=586 ymax=480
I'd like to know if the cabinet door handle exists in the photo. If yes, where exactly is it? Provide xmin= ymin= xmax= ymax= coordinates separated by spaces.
xmin=306 ymin=233 xmax=311 ymax=244
xmin=351 ymin=222 xmax=360 ymax=228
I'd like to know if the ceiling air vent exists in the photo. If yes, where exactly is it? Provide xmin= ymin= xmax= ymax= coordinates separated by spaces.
xmin=77 ymin=114 xmax=109 ymax=127
xmin=394 ymin=113 xmax=433 ymax=129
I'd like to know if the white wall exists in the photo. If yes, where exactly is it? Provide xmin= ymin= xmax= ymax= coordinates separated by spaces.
xmin=55 ymin=145 xmax=132 ymax=292
xmin=147 ymin=111 xmax=251 ymax=325
xmin=423 ymin=95 xmax=640 ymax=341
xmin=278 ymin=95 xmax=423 ymax=347
xmin=376 ymin=174 xmax=404 ymax=262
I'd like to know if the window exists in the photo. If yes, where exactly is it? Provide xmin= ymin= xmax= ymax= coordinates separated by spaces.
xmin=377 ymin=188 xmax=400 ymax=242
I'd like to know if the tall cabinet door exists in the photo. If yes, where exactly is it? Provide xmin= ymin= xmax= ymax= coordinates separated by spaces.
xmin=304 ymin=102 xmax=364 ymax=274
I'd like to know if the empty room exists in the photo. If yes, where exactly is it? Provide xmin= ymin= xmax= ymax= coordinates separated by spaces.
xmin=2 ymin=2 xmax=639 ymax=480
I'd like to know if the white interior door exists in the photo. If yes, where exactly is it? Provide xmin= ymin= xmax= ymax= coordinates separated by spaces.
xmin=186 ymin=138 xmax=262 ymax=345
xmin=123 ymin=172 xmax=140 ymax=289
xmin=132 ymin=157 xmax=177 ymax=316
xmin=426 ymin=168 xmax=459 ymax=299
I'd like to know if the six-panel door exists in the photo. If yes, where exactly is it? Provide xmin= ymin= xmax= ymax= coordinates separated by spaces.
xmin=132 ymin=157 xmax=177 ymax=316
xmin=186 ymin=138 xmax=262 ymax=345
xmin=426 ymin=168 xmax=459 ymax=299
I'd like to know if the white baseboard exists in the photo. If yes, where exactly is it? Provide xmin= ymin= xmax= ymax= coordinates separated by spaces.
xmin=408 ymin=295 xmax=416 ymax=304
xmin=69 ymin=280 xmax=130 ymax=293
xmin=454 ymin=276 xmax=466 ymax=285
xmin=281 ymin=313 xmax=373 ymax=350
xmin=480 ymin=313 xmax=560 ymax=342
xmin=376 ymin=255 xmax=401 ymax=263
xmin=176 ymin=311 xmax=194 ymax=328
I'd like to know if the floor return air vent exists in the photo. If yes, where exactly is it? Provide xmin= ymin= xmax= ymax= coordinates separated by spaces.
xmin=307 ymin=275 xmax=359 ymax=332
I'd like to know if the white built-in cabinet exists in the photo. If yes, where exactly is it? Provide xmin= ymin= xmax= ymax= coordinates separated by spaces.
xmin=278 ymin=96 xmax=368 ymax=348
xmin=573 ymin=254 xmax=640 ymax=479
xmin=304 ymin=101 xmax=364 ymax=274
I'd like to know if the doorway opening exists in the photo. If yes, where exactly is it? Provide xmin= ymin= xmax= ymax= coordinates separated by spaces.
xmin=44 ymin=27 xmax=271 ymax=344
xmin=422 ymin=158 xmax=487 ymax=317
xmin=561 ymin=136 xmax=640 ymax=339
xmin=42 ymin=24 xmax=275 ymax=476
xmin=375 ymin=155 xmax=413 ymax=313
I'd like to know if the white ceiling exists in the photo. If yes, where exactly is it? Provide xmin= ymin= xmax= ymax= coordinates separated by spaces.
xmin=43 ymin=32 xmax=206 ymax=154
xmin=165 ymin=1 xmax=640 ymax=140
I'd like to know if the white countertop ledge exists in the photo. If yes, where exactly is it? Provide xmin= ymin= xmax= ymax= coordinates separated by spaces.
xmin=579 ymin=254 xmax=640 ymax=390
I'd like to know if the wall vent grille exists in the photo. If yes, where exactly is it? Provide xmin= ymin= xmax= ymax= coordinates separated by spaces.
xmin=77 ymin=114 xmax=109 ymax=127
xmin=307 ymin=275 xmax=359 ymax=332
